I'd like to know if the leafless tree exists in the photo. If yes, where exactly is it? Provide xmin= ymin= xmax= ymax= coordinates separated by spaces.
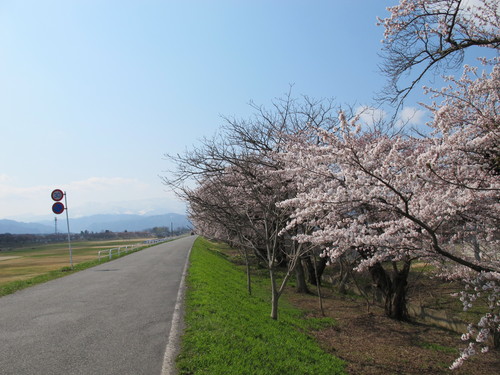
xmin=378 ymin=0 xmax=500 ymax=107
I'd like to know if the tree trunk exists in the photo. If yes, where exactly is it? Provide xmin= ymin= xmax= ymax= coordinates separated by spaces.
xmin=305 ymin=254 xmax=327 ymax=286
xmin=295 ymin=259 xmax=310 ymax=294
xmin=389 ymin=261 xmax=411 ymax=321
xmin=369 ymin=260 xmax=411 ymax=321
xmin=338 ymin=257 xmax=351 ymax=294
xmin=269 ymin=267 xmax=279 ymax=320
xmin=369 ymin=262 xmax=392 ymax=312
xmin=472 ymin=236 xmax=481 ymax=261
xmin=312 ymin=253 xmax=325 ymax=316
xmin=244 ymin=251 xmax=252 ymax=296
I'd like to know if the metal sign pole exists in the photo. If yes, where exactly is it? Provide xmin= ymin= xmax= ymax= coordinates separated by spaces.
xmin=64 ymin=192 xmax=73 ymax=268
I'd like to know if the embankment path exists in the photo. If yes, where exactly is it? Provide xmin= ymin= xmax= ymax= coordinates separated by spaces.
xmin=0 ymin=236 xmax=195 ymax=375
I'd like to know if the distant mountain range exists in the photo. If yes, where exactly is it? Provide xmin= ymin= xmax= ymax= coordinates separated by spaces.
xmin=0 ymin=220 xmax=53 ymax=235
xmin=0 ymin=213 xmax=191 ymax=234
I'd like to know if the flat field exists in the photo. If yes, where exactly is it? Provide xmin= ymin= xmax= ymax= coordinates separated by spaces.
xmin=0 ymin=239 xmax=151 ymax=287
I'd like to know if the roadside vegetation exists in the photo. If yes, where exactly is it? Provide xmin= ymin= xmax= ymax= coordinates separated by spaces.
xmin=179 ymin=238 xmax=499 ymax=374
xmin=177 ymin=237 xmax=346 ymax=375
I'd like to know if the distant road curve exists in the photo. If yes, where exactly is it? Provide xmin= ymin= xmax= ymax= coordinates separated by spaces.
xmin=0 ymin=235 xmax=196 ymax=375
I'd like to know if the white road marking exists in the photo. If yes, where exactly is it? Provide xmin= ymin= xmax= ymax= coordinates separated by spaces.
xmin=161 ymin=244 xmax=192 ymax=375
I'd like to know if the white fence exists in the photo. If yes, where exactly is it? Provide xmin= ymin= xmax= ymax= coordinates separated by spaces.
xmin=97 ymin=245 xmax=137 ymax=261
xmin=142 ymin=237 xmax=172 ymax=245
xmin=97 ymin=238 xmax=172 ymax=262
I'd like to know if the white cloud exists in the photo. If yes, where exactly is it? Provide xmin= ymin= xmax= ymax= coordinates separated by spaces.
xmin=397 ymin=106 xmax=427 ymax=127
xmin=0 ymin=181 xmax=51 ymax=200
xmin=355 ymin=106 xmax=388 ymax=126
xmin=0 ymin=176 xmax=185 ymax=221
xmin=353 ymin=105 xmax=428 ymax=130
xmin=0 ymin=174 xmax=13 ymax=183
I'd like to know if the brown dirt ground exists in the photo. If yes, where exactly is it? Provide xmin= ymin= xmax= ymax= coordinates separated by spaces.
xmin=288 ymin=289 xmax=500 ymax=375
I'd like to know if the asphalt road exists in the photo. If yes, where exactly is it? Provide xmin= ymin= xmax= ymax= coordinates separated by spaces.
xmin=0 ymin=236 xmax=196 ymax=375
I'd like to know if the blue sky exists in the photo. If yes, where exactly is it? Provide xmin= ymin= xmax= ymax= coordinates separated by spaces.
xmin=0 ymin=0 xmax=435 ymax=220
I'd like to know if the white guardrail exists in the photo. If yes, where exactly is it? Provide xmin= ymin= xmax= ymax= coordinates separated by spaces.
xmin=97 ymin=238 xmax=171 ymax=262
xmin=97 ymin=245 xmax=137 ymax=261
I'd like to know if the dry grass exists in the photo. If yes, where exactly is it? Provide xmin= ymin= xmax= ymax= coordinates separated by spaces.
xmin=0 ymin=239 xmax=150 ymax=286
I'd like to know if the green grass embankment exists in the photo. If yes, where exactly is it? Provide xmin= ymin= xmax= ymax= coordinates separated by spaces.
xmin=177 ymin=237 xmax=346 ymax=375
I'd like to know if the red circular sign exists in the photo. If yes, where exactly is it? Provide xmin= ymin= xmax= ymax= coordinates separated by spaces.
xmin=51 ymin=189 xmax=64 ymax=201
xmin=52 ymin=202 xmax=65 ymax=214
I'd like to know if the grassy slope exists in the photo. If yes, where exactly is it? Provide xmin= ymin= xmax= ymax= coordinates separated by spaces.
xmin=177 ymin=237 xmax=346 ymax=375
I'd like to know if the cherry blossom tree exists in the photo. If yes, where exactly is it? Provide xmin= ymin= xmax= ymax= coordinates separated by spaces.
xmin=277 ymin=101 xmax=498 ymax=355
xmin=422 ymin=57 xmax=499 ymax=184
xmin=163 ymin=94 xmax=338 ymax=319
xmin=277 ymin=121 xmax=430 ymax=320
xmin=419 ymin=59 xmax=500 ymax=368
xmin=375 ymin=0 xmax=499 ymax=366
xmin=183 ymin=149 xmax=314 ymax=319
xmin=184 ymin=171 xmax=259 ymax=295
xmin=276 ymin=63 xmax=499 ymax=366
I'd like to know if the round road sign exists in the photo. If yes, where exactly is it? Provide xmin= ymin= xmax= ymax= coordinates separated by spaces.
xmin=52 ymin=202 xmax=65 ymax=214
xmin=51 ymin=189 xmax=64 ymax=201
